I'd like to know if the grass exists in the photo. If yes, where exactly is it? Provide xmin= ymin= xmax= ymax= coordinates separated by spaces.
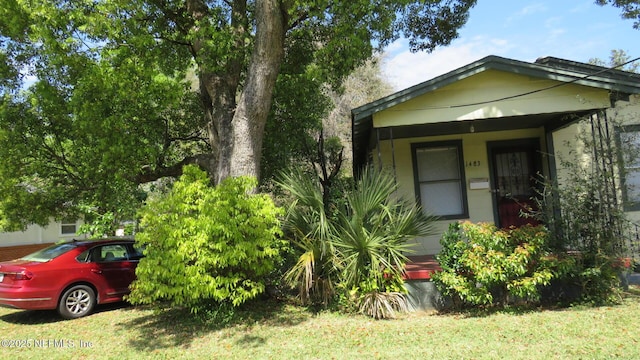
xmin=2 ymin=289 xmax=640 ymax=359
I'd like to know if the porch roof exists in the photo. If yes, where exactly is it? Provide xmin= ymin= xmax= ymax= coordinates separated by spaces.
xmin=352 ymin=55 xmax=640 ymax=169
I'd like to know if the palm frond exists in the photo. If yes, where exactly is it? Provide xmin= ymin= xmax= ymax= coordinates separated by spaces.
xmin=332 ymin=167 xmax=434 ymax=288
xmin=358 ymin=291 xmax=409 ymax=319
xmin=284 ymin=250 xmax=315 ymax=303
xmin=277 ymin=167 xmax=337 ymax=304
xmin=347 ymin=166 xmax=396 ymax=219
xmin=278 ymin=165 xmax=436 ymax=313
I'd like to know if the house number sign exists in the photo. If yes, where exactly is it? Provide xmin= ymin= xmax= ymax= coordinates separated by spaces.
xmin=465 ymin=160 xmax=481 ymax=167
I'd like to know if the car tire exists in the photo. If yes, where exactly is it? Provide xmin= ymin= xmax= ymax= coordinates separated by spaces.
xmin=58 ymin=285 xmax=96 ymax=319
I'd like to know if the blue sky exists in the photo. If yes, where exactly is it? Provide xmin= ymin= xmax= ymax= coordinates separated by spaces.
xmin=383 ymin=0 xmax=640 ymax=90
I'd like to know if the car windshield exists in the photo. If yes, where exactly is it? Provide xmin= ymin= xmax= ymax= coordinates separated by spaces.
xmin=21 ymin=243 xmax=78 ymax=262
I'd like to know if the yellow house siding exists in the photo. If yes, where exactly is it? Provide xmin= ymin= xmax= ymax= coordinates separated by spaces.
xmin=375 ymin=127 xmax=547 ymax=255
xmin=373 ymin=70 xmax=610 ymax=128
xmin=551 ymin=121 xmax=591 ymax=188
xmin=551 ymin=96 xmax=640 ymax=223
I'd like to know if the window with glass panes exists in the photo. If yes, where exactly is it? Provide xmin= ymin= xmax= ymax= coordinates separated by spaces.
xmin=60 ymin=218 xmax=77 ymax=235
xmin=412 ymin=140 xmax=468 ymax=219
xmin=619 ymin=125 xmax=640 ymax=211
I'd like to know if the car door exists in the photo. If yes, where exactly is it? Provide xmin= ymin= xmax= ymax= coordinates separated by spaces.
xmin=88 ymin=244 xmax=137 ymax=301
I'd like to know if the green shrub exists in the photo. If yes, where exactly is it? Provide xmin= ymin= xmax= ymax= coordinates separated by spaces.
xmin=574 ymin=252 xmax=625 ymax=305
xmin=432 ymin=222 xmax=574 ymax=308
xmin=127 ymin=165 xmax=285 ymax=312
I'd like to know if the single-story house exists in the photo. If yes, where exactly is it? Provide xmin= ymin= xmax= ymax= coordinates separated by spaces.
xmin=0 ymin=219 xmax=86 ymax=261
xmin=352 ymin=55 xmax=640 ymax=257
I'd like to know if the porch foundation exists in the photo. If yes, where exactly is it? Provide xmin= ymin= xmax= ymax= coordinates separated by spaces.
xmin=404 ymin=280 xmax=450 ymax=311
xmin=628 ymin=273 xmax=640 ymax=285
xmin=403 ymin=255 xmax=448 ymax=311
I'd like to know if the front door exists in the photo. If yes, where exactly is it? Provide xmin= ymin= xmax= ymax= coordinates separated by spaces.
xmin=488 ymin=139 xmax=542 ymax=229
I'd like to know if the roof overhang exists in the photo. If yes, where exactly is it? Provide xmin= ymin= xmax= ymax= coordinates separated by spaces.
xmin=373 ymin=110 xmax=590 ymax=142
xmin=352 ymin=55 xmax=640 ymax=170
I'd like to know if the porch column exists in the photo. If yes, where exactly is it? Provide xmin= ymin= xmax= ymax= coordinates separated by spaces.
xmin=390 ymin=127 xmax=397 ymax=182
xmin=544 ymin=127 xmax=557 ymax=185
xmin=544 ymin=124 xmax=563 ymax=247
xmin=376 ymin=128 xmax=382 ymax=170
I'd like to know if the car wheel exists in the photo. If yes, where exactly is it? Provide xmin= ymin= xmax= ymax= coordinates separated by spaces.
xmin=58 ymin=285 xmax=96 ymax=319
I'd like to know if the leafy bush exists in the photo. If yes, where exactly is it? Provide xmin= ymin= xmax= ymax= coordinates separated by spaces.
xmin=572 ymin=252 xmax=626 ymax=305
xmin=432 ymin=222 xmax=574 ymax=308
xmin=127 ymin=165 xmax=284 ymax=312
xmin=531 ymin=174 xmax=628 ymax=305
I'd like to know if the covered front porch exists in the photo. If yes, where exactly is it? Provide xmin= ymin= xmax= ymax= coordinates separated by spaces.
xmin=351 ymin=56 xmax=636 ymax=256
xmin=360 ymin=111 xmax=608 ymax=255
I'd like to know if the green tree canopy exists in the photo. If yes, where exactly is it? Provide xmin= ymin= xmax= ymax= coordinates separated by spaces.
xmin=589 ymin=49 xmax=639 ymax=73
xmin=597 ymin=0 xmax=640 ymax=28
xmin=0 ymin=0 xmax=476 ymax=230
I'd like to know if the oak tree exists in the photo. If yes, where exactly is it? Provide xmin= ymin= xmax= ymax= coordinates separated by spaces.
xmin=0 ymin=0 xmax=476 ymax=229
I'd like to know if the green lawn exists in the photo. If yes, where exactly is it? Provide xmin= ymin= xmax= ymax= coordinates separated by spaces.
xmin=2 ymin=290 xmax=640 ymax=360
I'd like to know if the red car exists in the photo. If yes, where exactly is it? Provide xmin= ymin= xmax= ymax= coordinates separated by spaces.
xmin=0 ymin=238 xmax=143 ymax=319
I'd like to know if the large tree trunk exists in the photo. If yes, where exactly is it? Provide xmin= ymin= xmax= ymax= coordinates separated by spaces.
xmin=134 ymin=0 xmax=286 ymax=185
xmin=186 ymin=0 xmax=285 ymax=184
xmin=216 ymin=0 xmax=286 ymax=184
xmin=188 ymin=0 xmax=247 ymax=181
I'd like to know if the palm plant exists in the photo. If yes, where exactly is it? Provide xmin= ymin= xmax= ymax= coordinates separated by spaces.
xmin=333 ymin=166 xmax=435 ymax=318
xmin=277 ymin=167 xmax=337 ymax=305
xmin=278 ymin=166 xmax=435 ymax=317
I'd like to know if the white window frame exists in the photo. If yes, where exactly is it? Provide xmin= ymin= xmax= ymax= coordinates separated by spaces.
xmin=60 ymin=218 xmax=77 ymax=236
xmin=619 ymin=125 xmax=640 ymax=211
xmin=411 ymin=140 xmax=469 ymax=219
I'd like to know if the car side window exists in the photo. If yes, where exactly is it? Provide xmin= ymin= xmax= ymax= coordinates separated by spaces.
xmin=94 ymin=244 xmax=130 ymax=262
xmin=128 ymin=244 xmax=145 ymax=261
xmin=76 ymin=249 xmax=91 ymax=263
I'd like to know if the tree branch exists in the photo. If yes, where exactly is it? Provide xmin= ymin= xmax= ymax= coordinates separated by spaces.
xmin=131 ymin=153 xmax=216 ymax=184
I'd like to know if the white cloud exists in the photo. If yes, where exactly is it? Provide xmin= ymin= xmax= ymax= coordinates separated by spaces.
xmin=569 ymin=1 xmax=593 ymax=13
xmin=519 ymin=3 xmax=548 ymax=15
xmin=544 ymin=16 xmax=562 ymax=28
xmin=23 ymin=75 xmax=38 ymax=88
xmin=383 ymin=36 xmax=513 ymax=90
xmin=506 ymin=3 xmax=548 ymax=25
